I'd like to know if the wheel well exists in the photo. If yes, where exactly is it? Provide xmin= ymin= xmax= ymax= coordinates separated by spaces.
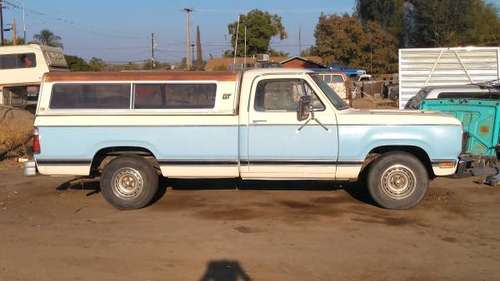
xmin=361 ymin=145 xmax=435 ymax=179
xmin=90 ymin=147 xmax=160 ymax=176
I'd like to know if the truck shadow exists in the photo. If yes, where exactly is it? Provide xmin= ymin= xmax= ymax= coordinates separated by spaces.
xmin=55 ymin=177 xmax=376 ymax=206
xmin=199 ymin=260 xmax=252 ymax=281
xmin=167 ymin=178 xmax=375 ymax=206
xmin=56 ymin=177 xmax=100 ymax=196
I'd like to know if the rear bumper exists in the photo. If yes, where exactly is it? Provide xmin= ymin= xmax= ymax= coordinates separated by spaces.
xmin=24 ymin=160 xmax=37 ymax=177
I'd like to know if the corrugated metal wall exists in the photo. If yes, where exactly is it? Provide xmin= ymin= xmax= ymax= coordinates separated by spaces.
xmin=399 ymin=47 xmax=500 ymax=109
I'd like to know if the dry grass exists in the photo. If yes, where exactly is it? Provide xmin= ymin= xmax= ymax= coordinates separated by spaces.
xmin=0 ymin=106 xmax=34 ymax=158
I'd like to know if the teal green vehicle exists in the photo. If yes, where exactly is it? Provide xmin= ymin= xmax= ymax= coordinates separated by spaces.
xmin=417 ymin=82 xmax=500 ymax=184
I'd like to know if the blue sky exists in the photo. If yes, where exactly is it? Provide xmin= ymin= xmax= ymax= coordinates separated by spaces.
xmin=2 ymin=0 xmax=498 ymax=63
xmin=2 ymin=0 xmax=355 ymax=63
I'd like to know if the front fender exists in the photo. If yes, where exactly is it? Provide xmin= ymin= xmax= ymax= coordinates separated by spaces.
xmin=338 ymin=125 xmax=463 ymax=163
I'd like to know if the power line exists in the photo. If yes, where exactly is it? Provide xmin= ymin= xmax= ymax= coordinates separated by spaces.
xmin=4 ymin=0 xmax=145 ymax=40
xmin=66 ymin=46 xmax=150 ymax=51
xmin=195 ymin=8 xmax=327 ymax=14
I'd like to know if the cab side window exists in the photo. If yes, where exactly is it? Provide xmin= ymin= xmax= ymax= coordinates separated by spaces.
xmin=254 ymin=79 xmax=324 ymax=112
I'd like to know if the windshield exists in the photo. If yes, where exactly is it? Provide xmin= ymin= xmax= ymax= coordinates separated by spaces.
xmin=309 ymin=74 xmax=349 ymax=110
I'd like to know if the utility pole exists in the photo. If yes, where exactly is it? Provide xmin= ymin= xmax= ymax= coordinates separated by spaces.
xmin=243 ymin=25 xmax=247 ymax=70
xmin=0 ymin=0 xmax=4 ymax=46
xmin=195 ymin=25 xmax=202 ymax=70
xmin=12 ymin=18 xmax=16 ymax=45
xmin=21 ymin=1 xmax=25 ymax=43
xmin=151 ymin=33 xmax=156 ymax=69
xmin=183 ymin=8 xmax=193 ymax=70
xmin=298 ymin=25 xmax=302 ymax=56
xmin=233 ymin=15 xmax=240 ymax=67
xmin=191 ymin=43 xmax=195 ymax=68
xmin=8 ymin=0 xmax=25 ymax=42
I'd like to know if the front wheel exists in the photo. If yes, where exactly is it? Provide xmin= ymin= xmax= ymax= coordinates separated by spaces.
xmin=100 ymin=156 xmax=159 ymax=210
xmin=367 ymin=152 xmax=429 ymax=209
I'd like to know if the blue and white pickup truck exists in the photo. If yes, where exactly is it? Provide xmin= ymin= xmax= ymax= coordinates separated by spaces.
xmin=27 ymin=68 xmax=463 ymax=210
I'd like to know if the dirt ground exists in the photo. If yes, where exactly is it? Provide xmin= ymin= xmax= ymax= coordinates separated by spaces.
xmin=0 ymin=161 xmax=499 ymax=281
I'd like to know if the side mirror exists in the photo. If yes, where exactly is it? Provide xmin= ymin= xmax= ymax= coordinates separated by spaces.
xmin=297 ymin=95 xmax=312 ymax=121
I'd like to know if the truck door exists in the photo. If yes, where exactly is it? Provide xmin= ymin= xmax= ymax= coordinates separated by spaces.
xmin=242 ymin=76 xmax=338 ymax=179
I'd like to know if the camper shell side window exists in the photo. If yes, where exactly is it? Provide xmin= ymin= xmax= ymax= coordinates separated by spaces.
xmin=0 ymin=53 xmax=37 ymax=69
xmin=134 ymin=83 xmax=217 ymax=109
xmin=49 ymin=83 xmax=131 ymax=109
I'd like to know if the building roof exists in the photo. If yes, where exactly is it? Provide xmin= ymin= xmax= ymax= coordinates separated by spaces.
xmin=205 ymin=56 xmax=287 ymax=71
xmin=242 ymin=67 xmax=313 ymax=75
xmin=280 ymin=56 xmax=326 ymax=68
xmin=43 ymin=71 xmax=238 ymax=82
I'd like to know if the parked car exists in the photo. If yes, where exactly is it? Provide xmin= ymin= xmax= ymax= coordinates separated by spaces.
xmin=405 ymin=84 xmax=495 ymax=109
xmin=26 ymin=68 xmax=463 ymax=210
xmin=418 ymin=81 xmax=500 ymax=184
xmin=329 ymin=63 xmax=369 ymax=80
xmin=314 ymin=71 xmax=349 ymax=101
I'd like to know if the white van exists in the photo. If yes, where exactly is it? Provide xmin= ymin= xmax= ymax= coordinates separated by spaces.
xmin=314 ymin=72 xmax=349 ymax=100
xmin=0 ymin=44 xmax=68 ymax=112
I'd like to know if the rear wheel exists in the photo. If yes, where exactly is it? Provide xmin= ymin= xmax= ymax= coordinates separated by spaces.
xmin=100 ymin=156 xmax=159 ymax=210
xmin=367 ymin=152 xmax=429 ymax=209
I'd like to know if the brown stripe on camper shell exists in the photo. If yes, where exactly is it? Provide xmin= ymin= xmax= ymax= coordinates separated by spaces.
xmin=43 ymin=71 xmax=238 ymax=82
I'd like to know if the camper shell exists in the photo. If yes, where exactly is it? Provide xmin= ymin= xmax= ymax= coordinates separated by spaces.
xmin=0 ymin=44 xmax=67 ymax=111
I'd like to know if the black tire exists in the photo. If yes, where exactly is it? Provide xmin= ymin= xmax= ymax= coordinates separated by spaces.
xmin=100 ymin=156 xmax=159 ymax=210
xmin=367 ymin=152 xmax=429 ymax=210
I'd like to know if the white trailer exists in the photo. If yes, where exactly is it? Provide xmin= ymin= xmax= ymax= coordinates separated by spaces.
xmin=399 ymin=47 xmax=500 ymax=109
xmin=0 ymin=44 xmax=67 ymax=111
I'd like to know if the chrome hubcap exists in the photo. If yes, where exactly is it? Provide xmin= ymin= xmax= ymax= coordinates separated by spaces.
xmin=112 ymin=168 xmax=144 ymax=200
xmin=380 ymin=164 xmax=416 ymax=200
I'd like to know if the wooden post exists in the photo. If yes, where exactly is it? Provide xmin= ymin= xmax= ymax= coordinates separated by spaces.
xmin=12 ymin=18 xmax=17 ymax=45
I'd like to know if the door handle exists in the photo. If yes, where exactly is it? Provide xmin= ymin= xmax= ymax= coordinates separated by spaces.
xmin=252 ymin=120 xmax=267 ymax=124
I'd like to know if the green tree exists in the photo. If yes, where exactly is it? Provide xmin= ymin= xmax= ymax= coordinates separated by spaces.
xmin=356 ymin=0 xmax=405 ymax=44
xmin=4 ymin=38 xmax=25 ymax=46
xmin=195 ymin=26 xmax=205 ymax=70
xmin=411 ymin=0 xmax=470 ymax=47
xmin=226 ymin=9 xmax=287 ymax=57
xmin=123 ymin=62 xmax=141 ymax=71
xmin=32 ymin=29 xmax=63 ymax=48
xmin=64 ymin=55 xmax=90 ymax=71
xmin=88 ymin=57 xmax=106 ymax=71
xmin=412 ymin=0 xmax=499 ymax=47
xmin=463 ymin=0 xmax=500 ymax=46
xmin=313 ymin=14 xmax=398 ymax=74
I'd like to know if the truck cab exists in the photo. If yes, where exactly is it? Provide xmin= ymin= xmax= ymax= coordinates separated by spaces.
xmin=28 ymin=68 xmax=463 ymax=210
